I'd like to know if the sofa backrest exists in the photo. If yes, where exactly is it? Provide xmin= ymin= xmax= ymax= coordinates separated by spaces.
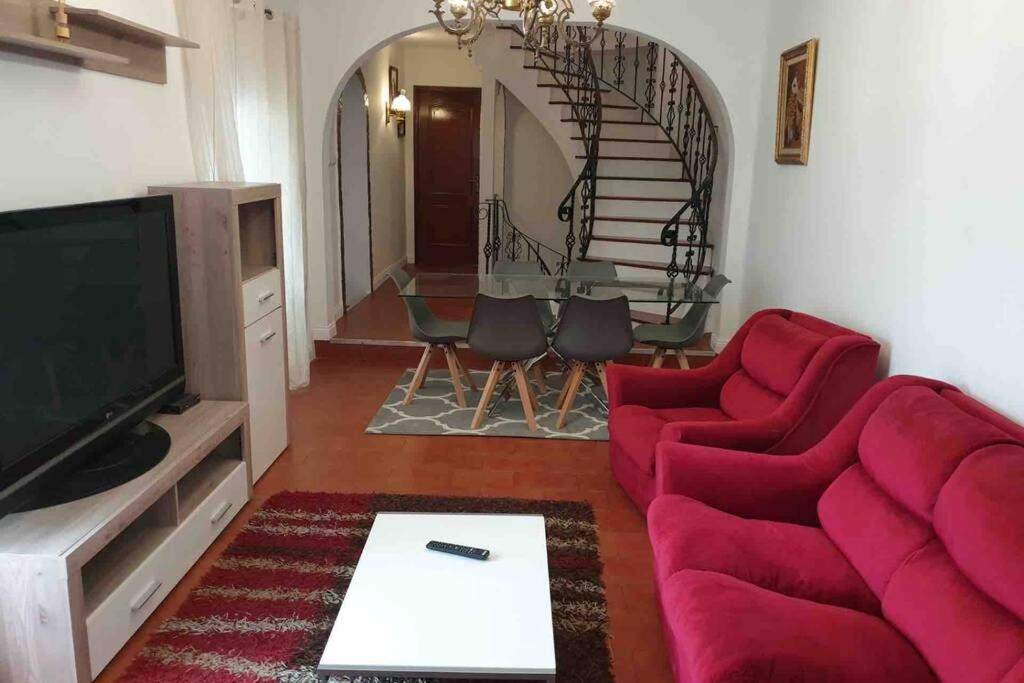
xmin=718 ymin=313 xmax=849 ymax=420
xmin=818 ymin=386 xmax=1024 ymax=682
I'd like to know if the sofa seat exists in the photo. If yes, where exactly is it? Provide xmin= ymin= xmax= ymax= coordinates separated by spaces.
xmin=648 ymin=495 xmax=878 ymax=614
xmin=661 ymin=570 xmax=937 ymax=683
xmin=610 ymin=405 xmax=732 ymax=475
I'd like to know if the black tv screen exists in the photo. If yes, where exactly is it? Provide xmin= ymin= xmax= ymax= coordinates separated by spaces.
xmin=0 ymin=196 xmax=184 ymax=512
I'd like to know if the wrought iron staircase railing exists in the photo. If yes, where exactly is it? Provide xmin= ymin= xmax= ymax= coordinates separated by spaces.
xmin=504 ymin=24 xmax=719 ymax=288
xmin=482 ymin=196 xmax=569 ymax=275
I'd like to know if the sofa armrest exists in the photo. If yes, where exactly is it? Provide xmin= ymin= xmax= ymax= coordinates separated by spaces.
xmin=654 ymin=442 xmax=839 ymax=525
xmin=659 ymin=417 xmax=790 ymax=453
xmin=605 ymin=363 xmax=731 ymax=411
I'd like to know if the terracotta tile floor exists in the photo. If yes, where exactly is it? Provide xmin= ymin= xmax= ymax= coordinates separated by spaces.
xmin=96 ymin=343 xmax=712 ymax=683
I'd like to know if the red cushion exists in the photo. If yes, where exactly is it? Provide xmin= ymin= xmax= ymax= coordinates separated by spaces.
xmin=818 ymin=464 xmax=934 ymax=598
xmin=740 ymin=315 xmax=827 ymax=395
xmin=884 ymin=542 xmax=1024 ymax=683
xmin=934 ymin=445 xmax=1024 ymax=621
xmin=718 ymin=370 xmax=784 ymax=420
xmin=661 ymin=570 xmax=936 ymax=683
xmin=648 ymin=495 xmax=878 ymax=614
xmin=609 ymin=405 xmax=730 ymax=476
xmin=857 ymin=386 xmax=1011 ymax=521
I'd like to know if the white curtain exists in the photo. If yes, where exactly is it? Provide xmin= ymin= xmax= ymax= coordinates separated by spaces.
xmin=175 ymin=0 xmax=313 ymax=388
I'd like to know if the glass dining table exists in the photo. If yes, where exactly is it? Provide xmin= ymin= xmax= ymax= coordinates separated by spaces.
xmin=398 ymin=271 xmax=720 ymax=307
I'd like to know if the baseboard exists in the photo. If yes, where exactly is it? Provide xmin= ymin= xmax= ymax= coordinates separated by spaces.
xmin=373 ymin=256 xmax=408 ymax=291
xmin=312 ymin=321 xmax=338 ymax=341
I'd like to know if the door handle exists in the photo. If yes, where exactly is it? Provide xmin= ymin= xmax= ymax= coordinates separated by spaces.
xmin=129 ymin=580 xmax=163 ymax=613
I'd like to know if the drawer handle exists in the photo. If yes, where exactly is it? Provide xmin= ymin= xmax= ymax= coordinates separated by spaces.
xmin=259 ymin=330 xmax=277 ymax=344
xmin=210 ymin=501 xmax=234 ymax=524
xmin=257 ymin=291 xmax=276 ymax=303
xmin=129 ymin=580 xmax=163 ymax=613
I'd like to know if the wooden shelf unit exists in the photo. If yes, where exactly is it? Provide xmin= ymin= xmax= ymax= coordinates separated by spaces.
xmin=0 ymin=401 xmax=250 ymax=683
xmin=0 ymin=1 xmax=198 ymax=83
xmin=149 ymin=182 xmax=291 ymax=485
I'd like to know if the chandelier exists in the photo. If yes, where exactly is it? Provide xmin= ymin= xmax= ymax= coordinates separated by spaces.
xmin=430 ymin=0 xmax=616 ymax=54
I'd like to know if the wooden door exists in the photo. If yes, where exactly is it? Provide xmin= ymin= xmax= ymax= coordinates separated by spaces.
xmin=414 ymin=86 xmax=481 ymax=268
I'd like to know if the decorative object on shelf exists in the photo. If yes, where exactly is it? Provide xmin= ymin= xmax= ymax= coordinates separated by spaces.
xmin=430 ymin=0 xmax=615 ymax=54
xmin=386 ymin=65 xmax=412 ymax=137
xmin=775 ymin=38 xmax=819 ymax=165
xmin=53 ymin=0 xmax=70 ymax=41
xmin=0 ymin=1 xmax=199 ymax=83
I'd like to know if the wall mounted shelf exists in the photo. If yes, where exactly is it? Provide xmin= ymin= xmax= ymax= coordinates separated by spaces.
xmin=0 ymin=0 xmax=198 ymax=83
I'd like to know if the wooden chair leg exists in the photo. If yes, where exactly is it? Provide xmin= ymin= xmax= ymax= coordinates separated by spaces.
xmin=457 ymin=355 xmax=478 ymax=391
xmin=595 ymin=362 xmax=609 ymax=397
xmin=557 ymin=363 xmax=586 ymax=429
xmin=651 ymin=348 xmax=666 ymax=368
xmin=675 ymin=349 xmax=690 ymax=369
xmin=442 ymin=345 xmax=467 ymax=408
xmin=531 ymin=362 xmax=547 ymax=393
xmin=555 ymin=361 xmax=577 ymax=409
xmin=513 ymin=362 xmax=539 ymax=432
xmin=405 ymin=345 xmax=434 ymax=405
xmin=472 ymin=362 xmax=505 ymax=429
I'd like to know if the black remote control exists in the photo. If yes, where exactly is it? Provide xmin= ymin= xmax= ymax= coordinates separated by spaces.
xmin=426 ymin=540 xmax=490 ymax=561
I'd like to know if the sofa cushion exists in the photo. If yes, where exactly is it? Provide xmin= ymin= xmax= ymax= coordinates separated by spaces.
xmin=740 ymin=315 xmax=827 ymax=396
xmin=718 ymin=370 xmax=784 ymax=421
xmin=609 ymin=405 xmax=730 ymax=476
xmin=661 ymin=570 xmax=936 ymax=683
xmin=884 ymin=541 xmax=1024 ymax=683
xmin=648 ymin=495 xmax=879 ymax=614
xmin=857 ymin=386 xmax=1011 ymax=521
xmin=934 ymin=444 xmax=1024 ymax=621
xmin=819 ymin=464 xmax=934 ymax=598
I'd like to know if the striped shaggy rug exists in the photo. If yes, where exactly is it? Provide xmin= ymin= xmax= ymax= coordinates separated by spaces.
xmin=117 ymin=492 xmax=614 ymax=683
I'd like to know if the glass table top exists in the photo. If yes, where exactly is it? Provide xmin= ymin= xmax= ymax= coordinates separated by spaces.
xmin=398 ymin=272 xmax=719 ymax=305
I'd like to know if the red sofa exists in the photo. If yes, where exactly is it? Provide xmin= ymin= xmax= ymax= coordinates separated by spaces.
xmin=648 ymin=379 xmax=1024 ymax=682
xmin=607 ymin=309 xmax=881 ymax=512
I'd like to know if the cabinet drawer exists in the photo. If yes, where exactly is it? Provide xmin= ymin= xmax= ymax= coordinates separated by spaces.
xmin=86 ymin=463 xmax=248 ymax=678
xmin=242 ymin=267 xmax=283 ymax=327
xmin=244 ymin=308 xmax=289 ymax=482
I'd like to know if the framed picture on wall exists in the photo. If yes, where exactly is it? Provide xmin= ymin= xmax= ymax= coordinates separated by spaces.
xmin=389 ymin=66 xmax=399 ymax=106
xmin=775 ymin=38 xmax=819 ymax=165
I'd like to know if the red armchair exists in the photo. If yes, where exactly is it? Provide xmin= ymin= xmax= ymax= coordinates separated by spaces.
xmin=647 ymin=381 xmax=1024 ymax=683
xmin=607 ymin=309 xmax=881 ymax=512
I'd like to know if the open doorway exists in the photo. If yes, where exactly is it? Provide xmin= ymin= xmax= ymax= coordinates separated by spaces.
xmin=337 ymin=70 xmax=373 ymax=310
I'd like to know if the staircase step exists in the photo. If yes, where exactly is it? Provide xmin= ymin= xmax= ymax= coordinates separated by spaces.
xmin=553 ymin=100 xmax=637 ymax=110
xmin=594 ymin=215 xmax=676 ymax=224
xmin=574 ymin=136 xmax=672 ymax=144
xmin=596 ymin=195 xmax=682 ymax=201
xmin=577 ymin=155 xmax=679 ymax=162
xmin=583 ymin=256 xmax=713 ymax=275
xmin=597 ymin=177 xmax=692 ymax=199
xmin=597 ymin=175 xmax=687 ymax=182
xmin=591 ymin=235 xmax=714 ymax=247
xmin=540 ymin=83 xmax=611 ymax=93
xmin=563 ymin=117 xmax=654 ymax=125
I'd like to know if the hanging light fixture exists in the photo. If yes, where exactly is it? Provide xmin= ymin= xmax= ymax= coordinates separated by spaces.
xmin=429 ymin=0 xmax=615 ymax=54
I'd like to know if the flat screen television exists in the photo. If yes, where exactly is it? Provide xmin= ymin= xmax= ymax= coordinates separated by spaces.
xmin=0 ymin=195 xmax=185 ymax=517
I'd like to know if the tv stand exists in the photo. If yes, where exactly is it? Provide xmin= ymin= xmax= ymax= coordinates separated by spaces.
xmin=0 ymin=400 xmax=250 ymax=683
xmin=21 ymin=421 xmax=172 ymax=512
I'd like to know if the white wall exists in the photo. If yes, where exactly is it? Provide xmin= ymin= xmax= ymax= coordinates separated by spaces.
xmin=745 ymin=0 xmax=1024 ymax=419
xmin=339 ymin=76 xmax=373 ymax=311
xmin=0 ymin=0 xmax=195 ymax=211
xmin=284 ymin=0 xmax=771 ymax=343
xmin=502 ymin=89 xmax=573 ymax=249
xmin=399 ymin=43 xmax=483 ymax=262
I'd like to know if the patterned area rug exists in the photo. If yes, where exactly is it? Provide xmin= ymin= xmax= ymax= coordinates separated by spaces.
xmin=117 ymin=492 xmax=613 ymax=683
xmin=366 ymin=369 xmax=608 ymax=440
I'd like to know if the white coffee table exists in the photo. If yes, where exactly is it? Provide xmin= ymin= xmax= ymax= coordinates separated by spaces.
xmin=317 ymin=513 xmax=557 ymax=681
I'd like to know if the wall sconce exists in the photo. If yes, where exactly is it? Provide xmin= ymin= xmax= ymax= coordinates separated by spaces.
xmin=387 ymin=89 xmax=412 ymax=138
